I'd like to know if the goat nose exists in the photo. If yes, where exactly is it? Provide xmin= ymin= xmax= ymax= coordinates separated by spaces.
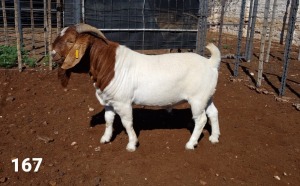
xmin=50 ymin=50 xmax=56 ymax=57
xmin=50 ymin=50 xmax=56 ymax=56
xmin=51 ymin=50 xmax=63 ymax=62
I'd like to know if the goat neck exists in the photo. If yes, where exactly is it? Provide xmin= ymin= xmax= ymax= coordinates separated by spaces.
xmin=89 ymin=38 xmax=119 ymax=91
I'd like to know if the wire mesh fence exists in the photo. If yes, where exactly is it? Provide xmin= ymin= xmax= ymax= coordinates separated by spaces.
xmin=0 ymin=0 xmax=299 ymax=97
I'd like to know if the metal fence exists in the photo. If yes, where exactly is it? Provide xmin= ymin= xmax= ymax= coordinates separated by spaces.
xmin=0 ymin=0 xmax=299 ymax=97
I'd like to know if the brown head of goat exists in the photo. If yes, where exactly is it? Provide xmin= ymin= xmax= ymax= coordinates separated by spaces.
xmin=52 ymin=23 xmax=118 ymax=90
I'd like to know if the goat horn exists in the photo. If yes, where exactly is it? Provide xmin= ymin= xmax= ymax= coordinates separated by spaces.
xmin=75 ymin=23 xmax=106 ymax=39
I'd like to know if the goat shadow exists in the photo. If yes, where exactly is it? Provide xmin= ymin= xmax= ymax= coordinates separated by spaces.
xmin=90 ymin=108 xmax=212 ymax=142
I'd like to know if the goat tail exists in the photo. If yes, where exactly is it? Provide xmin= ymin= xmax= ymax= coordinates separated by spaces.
xmin=206 ymin=43 xmax=221 ymax=69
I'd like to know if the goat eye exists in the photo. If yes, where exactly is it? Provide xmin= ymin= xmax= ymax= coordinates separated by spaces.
xmin=66 ymin=41 xmax=74 ymax=47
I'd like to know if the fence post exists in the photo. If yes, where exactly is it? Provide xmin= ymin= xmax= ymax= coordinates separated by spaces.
xmin=196 ymin=0 xmax=208 ymax=56
xmin=74 ymin=0 xmax=81 ymax=23
xmin=246 ymin=0 xmax=258 ymax=62
xmin=1 ymin=0 xmax=8 ymax=45
xmin=218 ymin=0 xmax=226 ymax=49
xmin=245 ymin=0 xmax=254 ymax=59
xmin=48 ymin=0 xmax=52 ymax=70
xmin=57 ymin=0 xmax=61 ymax=34
xmin=30 ymin=0 xmax=35 ymax=53
xmin=280 ymin=0 xmax=291 ymax=45
xmin=265 ymin=0 xmax=278 ymax=63
xmin=233 ymin=0 xmax=246 ymax=77
xmin=279 ymin=0 xmax=299 ymax=96
xmin=14 ymin=0 xmax=22 ymax=72
xmin=257 ymin=0 xmax=271 ymax=87
xmin=44 ymin=0 xmax=48 ymax=61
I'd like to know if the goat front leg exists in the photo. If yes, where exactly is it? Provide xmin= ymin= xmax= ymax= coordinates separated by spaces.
xmin=100 ymin=106 xmax=116 ymax=143
xmin=114 ymin=103 xmax=138 ymax=152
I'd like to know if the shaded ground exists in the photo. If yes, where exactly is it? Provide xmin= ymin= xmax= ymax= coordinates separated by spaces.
xmin=0 ymin=41 xmax=299 ymax=185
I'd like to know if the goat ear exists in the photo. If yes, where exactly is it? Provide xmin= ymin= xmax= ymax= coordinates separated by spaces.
xmin=61 ymin=36 xmax=89 ymax=70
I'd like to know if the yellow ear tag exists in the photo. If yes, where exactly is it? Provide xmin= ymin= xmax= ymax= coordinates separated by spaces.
xmin=75 ymin=49 xmax=79 ymax=59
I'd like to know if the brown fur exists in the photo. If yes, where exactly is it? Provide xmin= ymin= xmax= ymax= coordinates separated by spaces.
xmin=89 ymin=39 xmax=119 ymax=91
xmin=52 ymin=26 xmax=118 ymax=91
xmin=57 ymin=67 xmax=71 ymax=87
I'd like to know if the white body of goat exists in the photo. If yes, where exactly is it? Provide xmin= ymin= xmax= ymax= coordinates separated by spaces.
xmin=95 ymin=44 xmax=221 ymax=151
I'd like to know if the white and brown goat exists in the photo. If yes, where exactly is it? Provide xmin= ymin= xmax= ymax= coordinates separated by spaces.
xmin=52 ymin=23 xmax=221 ymax=152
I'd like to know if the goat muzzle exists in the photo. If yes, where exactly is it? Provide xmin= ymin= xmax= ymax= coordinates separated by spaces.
xmin=52 ymin=52 xmax=64 ymax=65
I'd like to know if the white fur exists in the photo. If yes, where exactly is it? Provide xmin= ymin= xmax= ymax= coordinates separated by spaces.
xmin=50 ymin=50 xmax=56 ymax=56
xmin=95 ymin=44 xmax=221 ymax=151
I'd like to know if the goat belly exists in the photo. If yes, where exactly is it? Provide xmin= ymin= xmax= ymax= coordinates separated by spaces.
xmin=132 ymin=92 xmax=186 ymax=107
xmin=131 ymin=73 xmax=189 ymax=106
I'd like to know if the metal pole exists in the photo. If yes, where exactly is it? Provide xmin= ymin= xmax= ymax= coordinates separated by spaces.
xmin=74 ymin=0 xmax=81 ymax=23
xmin=196 ymin=0 xmax=208 ymax=56
xmin=218 ymin=0 xmax=226 ymax=49
xmin=17 ymin=0 xmax=23 ymax=45
xmin=246 ymin=0 xmax=258 ymax=62
xmin=279 ymin=0 xmax=299 ymax=96
xmin=14 ymin=0 xmax=22 ymax=72
xmin=48 ymin=0 xmax=52 ymax=70
xmin=265 ymin=0 xmax=278 ymax=63
xmin=234 ymin=0 xmax=246 ymax=77
xmin=44 ymin=0 xmax=48 ymax=57
xmin=245 ymin=0 xmax=254 ymax=59
xmin=30 ymin=0 xmax=35 ymax=52
xmin=142 ymin=0 xmax=146 ymax=51
xmin=257 ymin=0 xmax=271 ymax=87
xmin=57 ymin=0 xmax=61 ymax=34
xmin=1 ymin=0 xmax=8 ymax=45
xmin=280 ymin=0 xmax=291 ymax=45
xmin=81 ymin=0 xmax=85 ymax=23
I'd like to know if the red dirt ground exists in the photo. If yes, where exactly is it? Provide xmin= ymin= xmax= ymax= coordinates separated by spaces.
xmin=0 ymin=43 xmax=299 ymax=185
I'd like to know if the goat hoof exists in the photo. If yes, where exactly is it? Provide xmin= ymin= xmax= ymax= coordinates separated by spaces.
xmin=185 ymin=142 xmax=196 ymax=150
xmin=100 ymin=136 xmax=110 ymax=144
xmin=209 ymin=135 xmax=219 ymax=144
xmin=126 ymin=144 xmax=136 ymax=152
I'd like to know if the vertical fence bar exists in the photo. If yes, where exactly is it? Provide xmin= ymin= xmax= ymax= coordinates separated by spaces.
xmin=265 ymin=0 xmax=278 ymax=63
xmin=280 ymin=0 xmax=291 ymax=45
xmin=246 ymin=0 xmax=258 ymax=62
xmin=74 ymin=0 xmax=81 ymax=23
xmin=81 ymin=0 xmax=85 ymax=23
xmin=218 ymin=0 xmax=226 ymax=49
xmin=44 ymin=0 xmax=48 ymax=60
xmin=57 ymin=0 xmax=61 ymax=34
xmin=30 ymin=0 xmax=35 ymax=53
xmin=245 ymin=0 xmax=254 ymax=59
xmin=196 ymin=0 xmax=208 ymax=55
xmin=257 ymin=0 xmax=271 ymax=87
xmin=233 ymin=0 xmax=246 ymax=77
xmin=17 ymin=0 xmax=23 ymax=44
xmin=48 ymin=0 xmax=52 ymax=70
xmin=14 ymin=0 xmax=22 ymax=72
xmin=142 ymin=0 xmax=146 ymax=51
xmin=279 ymin=0 xmax=299 ymax=96
xmin=1 ymin=0 xmax=8 ymax=45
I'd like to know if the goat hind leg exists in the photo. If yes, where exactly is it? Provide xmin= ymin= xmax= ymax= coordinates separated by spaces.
xmin=206 ymin=101 xmax=220 ymax=144
xmin=186 ymin=109 xmax=207 ymax=150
